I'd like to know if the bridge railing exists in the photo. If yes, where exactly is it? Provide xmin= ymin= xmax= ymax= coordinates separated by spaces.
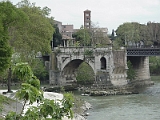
xmin=126 ymin=45 xmax=160 ymax=49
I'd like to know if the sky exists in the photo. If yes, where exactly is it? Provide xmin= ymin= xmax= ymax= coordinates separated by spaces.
xmin=6 ymin=0 xmax=160 ymax=33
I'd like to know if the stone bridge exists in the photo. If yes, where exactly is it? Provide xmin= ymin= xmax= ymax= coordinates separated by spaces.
xmin=49 ymin=46 xmax=128 ymax=87
xmin=47 ymin=46 xmax=153 ymax=87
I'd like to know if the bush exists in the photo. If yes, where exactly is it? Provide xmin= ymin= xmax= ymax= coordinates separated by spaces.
xmin=76 ymin=62 xmax=94 ymax=85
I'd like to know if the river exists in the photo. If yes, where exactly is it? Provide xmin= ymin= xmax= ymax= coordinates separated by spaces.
xmin=77 ymin=76 xmax=160 ymax=120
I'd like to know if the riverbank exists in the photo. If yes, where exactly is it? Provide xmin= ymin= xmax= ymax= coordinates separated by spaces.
xmin=0 ymin=90 xmax=91 ymax=120
xmin=79 ymin=80 xmax=154 ymax=96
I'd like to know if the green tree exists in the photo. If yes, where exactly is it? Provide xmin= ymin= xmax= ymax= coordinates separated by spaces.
xmin=115 ymin=22 xmax=141 ymax=47
xmin=72 ymin=26 xmax=91 ymax=46
xmin=139 ymin=23 xmax=153 ymax=46
xmin=10 ymin=0 xmax=54 ymax=57
xmin=0 ymin=1 xmax=20 ymax=73
xmin=90 ymin=22 xmax=111 ymax=47
xmin=146 ymin=22 xmax=160 ymax=46
xmin=5 ymin=63 xmax=74 ymax=120
xmin=108 ymin=29 xmax=115 ymax=41
xmin=1 ymin=0 xmax=54 ymax=91
xmin=114 ymin=22 xmax=160 ymax=48
xmin=52 ymin=24 xmax=62 ymax=47
xmin=31 ymin=58 xmax=48 ymax=83
xmin=0 ymin=1 xmax=28 ymax=92
xmin=76 ymin=62 xmax=94 ymax=85
xmin=149 ymin=56 xmax=160 ymax=75
xmin=127 ymin=60 xmax=135 ymax=80
xmin=0 ymin=31 xmax=12 ymax=74
xmin=12 ymin=63 xmax=33 ymax=81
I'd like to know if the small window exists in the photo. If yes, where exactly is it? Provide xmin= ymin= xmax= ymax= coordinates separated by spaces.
xmin=86 ymin=13 xmax=89 ymax=16
xmin=86 ymin=23 xmax=89 ymax=25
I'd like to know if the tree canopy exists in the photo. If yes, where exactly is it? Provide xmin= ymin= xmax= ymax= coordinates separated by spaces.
xmin=52 ymin=24 xmax=62 ymax=47
xmin=114 ymin=22 xmax=160 ymax=48
xmin=72 ymin=26 xmax=91 ymax=46
xmin=10 ymin=0 xmax=54 ymax=56
xmin=0 ymin=0 xmax=55 ymax=84
xmin=0 ymin=1 xmax=23 ymax=73
xmin=90 ymin=22 xmax=111 ymax=47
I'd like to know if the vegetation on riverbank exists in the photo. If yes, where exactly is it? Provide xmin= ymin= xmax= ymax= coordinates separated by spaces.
xmin=0 ymin=63 xmax=74 ymax=120
xmin=150 ymin=56 xmax=160 ymax=75
xmin=0 ymin=95 xmax=11 ymax=113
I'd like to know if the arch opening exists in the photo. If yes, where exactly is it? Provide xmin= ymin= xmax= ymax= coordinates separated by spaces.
xmin=62 ymin=59 xmax=95 ymax=85
xmin=100 ymin=57 xmax=106 ymax=70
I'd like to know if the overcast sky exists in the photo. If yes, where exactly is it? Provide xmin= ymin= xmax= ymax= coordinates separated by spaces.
xmin=7 ymin=0 xmax=160 ymax=33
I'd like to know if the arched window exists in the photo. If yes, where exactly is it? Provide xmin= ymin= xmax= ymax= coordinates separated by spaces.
xmin=100 ymin=57 xmax=106 ymax=69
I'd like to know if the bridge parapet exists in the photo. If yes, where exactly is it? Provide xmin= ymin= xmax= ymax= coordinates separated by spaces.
xmin=55 ymin=46 xmax=113 ymax=56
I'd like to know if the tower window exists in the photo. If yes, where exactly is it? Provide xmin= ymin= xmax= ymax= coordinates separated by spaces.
xmin=86 ymin=23 xmax=89 ymax=25
xmin=86 ymin=13 xmax=89 ymax=16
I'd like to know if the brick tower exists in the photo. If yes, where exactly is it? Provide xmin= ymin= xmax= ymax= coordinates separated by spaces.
xmin=84 ymin=9 xmax=91 ymax=29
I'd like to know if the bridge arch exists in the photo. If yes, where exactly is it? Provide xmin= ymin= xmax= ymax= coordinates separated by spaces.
xmin=60 ymin=56 xmax=95 ymax=74
xmin=61 ymin=58 xmax=95 ymax=82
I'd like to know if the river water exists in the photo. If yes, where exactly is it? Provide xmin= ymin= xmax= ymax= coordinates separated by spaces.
xmin=78 ymin=76 xmax=160 ymax=120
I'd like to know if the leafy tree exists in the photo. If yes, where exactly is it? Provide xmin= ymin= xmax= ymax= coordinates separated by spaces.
xmin=12 ymin=63 xmax=33 ymax=81
xmin=0 ymin=0 xmax=54 ymax=91
xmin=114 ymin=22 xmax=160 ymax=48
xmin=31 ymin=58 xmax=48 ymax=83
xmin=127 ymin=60 xmax=135 ymax=80
xmin=76 ymin=62 xmax=94 ymax=85
xmin=146 ymin=22 xmax=160 ymax=46
xmin=139 ymin=24 xmax=150 ymax=45
xmin=110 ymin=29 xmax=115 ymax=41
xmin=0 ymin=1 xmax=28 ymax=92
xmin=0 ymin=1 xmax=19 ymax=73
xmin=149 ymin=56 xmax=160 ymax=75
xmin=115 ymin=22 xmax=141 ymax=47
xmin=90 ymin=22 xmax=111 ymax=47
xmin=5 ymin=63 xmax=74 ymax=120
xmin=10 ymin=0 xmax=54 ymax=57
xmin=52 ymin=24 xmax=62 ymax=47
xmin=72 ymin=26 xmax=91 ymax=46
xmin=0 ymin=32 xmax=12 ymax=74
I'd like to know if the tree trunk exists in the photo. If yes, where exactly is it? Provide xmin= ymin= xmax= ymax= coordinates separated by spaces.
xmin=7 ymin=67 xmax=12 ymax=93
